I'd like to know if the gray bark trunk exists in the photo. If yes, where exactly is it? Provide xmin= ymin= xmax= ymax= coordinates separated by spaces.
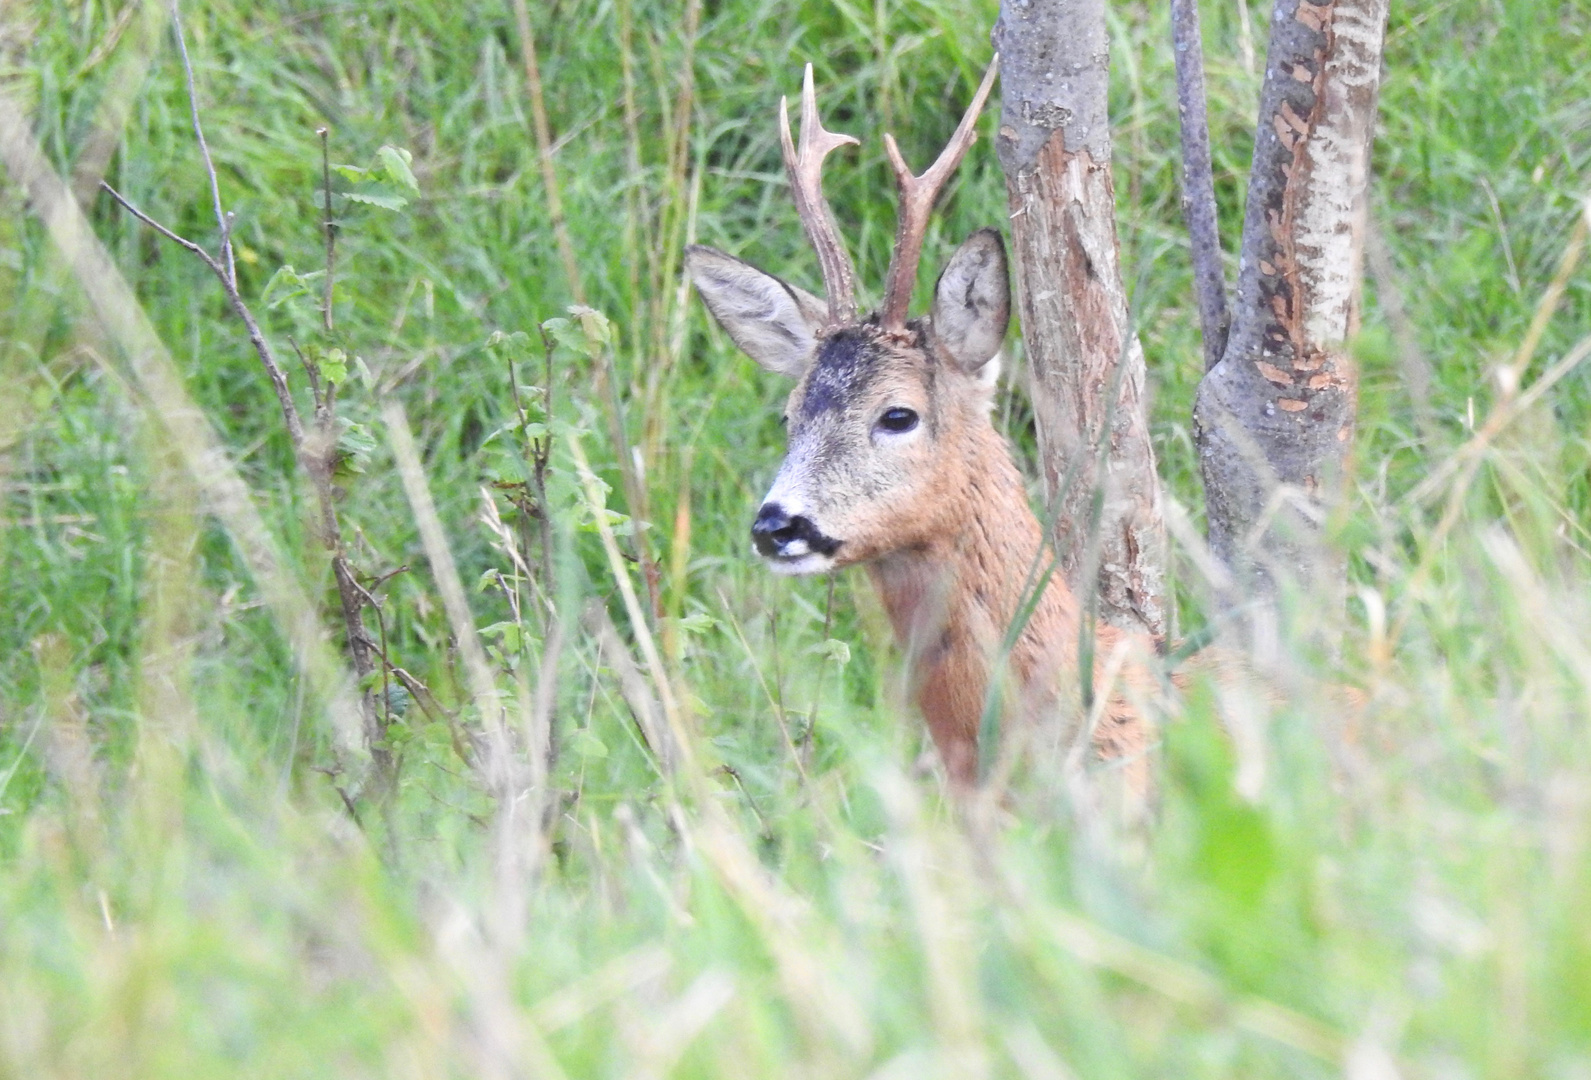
xmin=1171 ymin=0 xmax=1231 ymax=371
xmin=993 ymin=0 xmax=1167 ymax=642
xmin=1192 ymin=0 xmax=1389 ymax=599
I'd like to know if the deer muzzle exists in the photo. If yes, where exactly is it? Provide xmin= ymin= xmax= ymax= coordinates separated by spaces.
xmin=751 ymin=501 xmax=841 ymax=573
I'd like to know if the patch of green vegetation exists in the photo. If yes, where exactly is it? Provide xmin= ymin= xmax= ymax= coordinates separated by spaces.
xmin=2 ymin=0 xmax=1589 ymax=1075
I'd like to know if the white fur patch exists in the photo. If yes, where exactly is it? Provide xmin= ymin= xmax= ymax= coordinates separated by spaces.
xmin=975 ymin=351 xmax=1002 ymax=399
xmin=765 ymin=551 xmax=837 ymax=576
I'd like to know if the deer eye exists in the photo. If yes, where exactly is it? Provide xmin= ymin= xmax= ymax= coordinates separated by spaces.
xmin=876 ymin=407 xmax=919 ymax=434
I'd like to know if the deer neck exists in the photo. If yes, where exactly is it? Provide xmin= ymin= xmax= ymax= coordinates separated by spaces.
xmin=863 ymin=418 xmax=1083 ymax=782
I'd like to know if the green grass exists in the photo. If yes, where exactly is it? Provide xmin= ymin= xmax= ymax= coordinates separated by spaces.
xmin=3 ymin=0 xmax=1591 ymax=1075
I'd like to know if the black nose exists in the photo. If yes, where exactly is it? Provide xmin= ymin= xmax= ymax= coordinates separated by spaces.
xmin=751 ymin=503 xmax=839 ymax=559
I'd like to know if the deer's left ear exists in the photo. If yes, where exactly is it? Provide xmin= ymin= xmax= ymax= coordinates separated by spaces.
xmin=930 ymin=228 xmax=1009 ymax=374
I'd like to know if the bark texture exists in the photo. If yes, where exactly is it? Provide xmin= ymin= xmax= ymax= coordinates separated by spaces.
xmin=1193 ymin=0 xmax=1388 ymax=596
xmin=1171 ymin=0 xmax=1230 ymax=371
xmin=993 ymin=0 xmax=1167 ymax=641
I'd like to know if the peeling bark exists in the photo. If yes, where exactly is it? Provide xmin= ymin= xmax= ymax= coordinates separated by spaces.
xmin=1193 ymin=0 xmax=1388 ymax=599
xmin=993 ymin=0 xmax=1167 ymax=641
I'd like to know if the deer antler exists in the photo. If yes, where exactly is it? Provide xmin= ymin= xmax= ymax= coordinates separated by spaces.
xmin=879 ymin=55 xmax=1001 ymax=331
xmin=780 ymin=64 xmax=861 ymax=326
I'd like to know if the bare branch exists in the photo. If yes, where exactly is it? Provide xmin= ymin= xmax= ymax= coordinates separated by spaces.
xmin=99 ymin=182 xmax=305 ymax=455
xmin=344 ymin=572 xmax=391 ymax=737
xmin=217 ymin=274 xmax=307 ymax=452
xmin=169 ymin=0 xmax=234 ymax=288
xmin=109 ymin=9 xmax=307 ymax=465
xmin=1170 ymin=0 xmax=1230 ymax=370
xmin=98 ymin=179 xmax=221 ymax=274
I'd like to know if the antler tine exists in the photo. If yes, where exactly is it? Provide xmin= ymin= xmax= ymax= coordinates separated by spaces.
xmin=779 ymin=64 xmax=861 ymax=325
xmin=879 ymin=55 xmax=1001 ymax=331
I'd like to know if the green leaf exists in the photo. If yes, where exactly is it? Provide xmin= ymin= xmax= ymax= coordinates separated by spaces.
xmin=819 ymin=639 xmax=851 ymax=667
xmin=332 ymin=163 xmax=367 ymax=182
xmin=376 ymin=145 xmax=420 ymax=195
xmin=335 ymin=417 xmax=376 ymax=475
xmin=568 ymin=305 xmax=613 ymax=352
xmin=341 ymin=190 xmax=409 ymax=212
xmin=541 ymin=317 xmax=583 ymax=356
xmin=543 ymin=307 xmax=613 ymax=360
xmin=320 ymin=347 xmax=349 ymax=386
xmin=380 ymin=683 xmax=411 ymax=718
xmin=485 ymin=329 xmax=534 ymax=363
xmin=260 ymin=264 xmax=321 ymax=309
xmin=480 ymin=620 xmax=523 ymax=656
xmin=677 ymin=612 xmax=716 ymax=636
xmin=568 ymin=728 xmax=608 ymax=760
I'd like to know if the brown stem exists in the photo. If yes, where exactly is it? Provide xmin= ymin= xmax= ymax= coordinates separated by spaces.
xmin=345 ymin=574 xmax=391 ymax=738
xmin=536 ymin=328 xmax=555 ymax=610
xmin=319 ymin=127 xmax=336 ymax=334
xmin=617 ymin=0 xmax=644 ymax=315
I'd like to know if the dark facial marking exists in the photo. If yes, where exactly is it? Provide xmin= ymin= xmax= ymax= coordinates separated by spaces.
xmin=798 ymin=328 xmax=883 ymax=421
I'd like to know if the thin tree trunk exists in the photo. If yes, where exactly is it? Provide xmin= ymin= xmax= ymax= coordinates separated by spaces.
xmin=1171 ymin=0 xmax=1230 ymax=371
xmin=993 ymin=0 xmax=1167 ymax=642
xmin=1192 ymin=0 xmax=1389 ymax=600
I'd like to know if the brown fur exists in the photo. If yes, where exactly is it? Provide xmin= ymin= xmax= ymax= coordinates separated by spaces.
xmin=857 ymin=332 xmax=1153 ymax=791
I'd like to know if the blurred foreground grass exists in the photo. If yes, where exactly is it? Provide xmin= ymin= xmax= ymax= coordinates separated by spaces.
xmin=2 ymin=0 xmax=1591 ymax=1076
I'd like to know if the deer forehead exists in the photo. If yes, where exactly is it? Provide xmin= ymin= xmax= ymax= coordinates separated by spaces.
xmin=787 ymin=326 xmax=935 ymax=425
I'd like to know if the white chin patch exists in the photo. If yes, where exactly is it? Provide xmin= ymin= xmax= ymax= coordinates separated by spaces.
xmin=765 ymin=552 xmax=836 ymax=576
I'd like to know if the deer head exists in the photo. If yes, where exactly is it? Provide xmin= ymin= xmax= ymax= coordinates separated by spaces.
xmin=686 ymin=59 xmax=1006 ymax=576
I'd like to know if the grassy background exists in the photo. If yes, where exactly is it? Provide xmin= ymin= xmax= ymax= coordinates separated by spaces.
xmin=3 ymin=0 xmax=1591 ymax=1075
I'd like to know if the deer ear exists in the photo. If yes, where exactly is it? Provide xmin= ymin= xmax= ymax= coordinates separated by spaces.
xmin=931 ymin=228 xmax=1009 ymax=374
xmin=685 ymin=246 xmax=826 ymax=377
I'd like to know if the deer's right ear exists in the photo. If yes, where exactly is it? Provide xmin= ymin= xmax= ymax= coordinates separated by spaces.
xmin=685 ymin=246 xmax=826 ymax=377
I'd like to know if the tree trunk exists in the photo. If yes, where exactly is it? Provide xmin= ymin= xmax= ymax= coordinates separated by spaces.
xmin=1171 ymin=0 xmax=1231 ymax=372
xmin=993 ymin=0 xmax=1167 ymax=642
xmin=1192 ymin=0 xmax=1389 ymax=599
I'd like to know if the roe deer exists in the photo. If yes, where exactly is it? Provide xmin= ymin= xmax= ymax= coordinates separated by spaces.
xmin=686 ymin=60 xmax=1154 ymax=790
